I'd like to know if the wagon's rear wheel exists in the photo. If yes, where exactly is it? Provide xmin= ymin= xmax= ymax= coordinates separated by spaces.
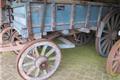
xmin=17 ymin=40 xmax=61 ymax=80
xmin=75 ymin=32 xmax=92 ymax=46
xmin=106 ymin=40 xmax=120 ymax=75
xmin=96 ymin=10 xmax=120 ymax=57
xmin=0 ymin=27 xmax=16 ymax=44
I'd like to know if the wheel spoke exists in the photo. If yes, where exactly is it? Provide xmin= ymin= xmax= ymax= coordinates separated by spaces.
xmin=48 ymin=57 xmax=56 ymax=61
xmin=106 ymin=41 xmax=112 ymax=54
xmin=111 ymin=15 xmax=115 ymax=29
xmin=101 ymin=39 xmax=108 ymax=48
xmin=115 ymin=49 xmax=120 ymax=56
xmin=41 ymin=45 xmax=48 ymax=56
xmin=113 ymin=62 xmax=119 ymax=73
xmin=100 ymin=35 xmax=108 ymax=42
xmin=27 ymin=66 xmax=36 ymax=75
xmin=23 ymin=61 xmax=34 ymax=67
xmin=103 ymin=30 xmax=109 ymax=34
xmin=110 ymin=40 xmax=114 ymax=47
xmin=114 ymin=14 xmax=120 ymax=28
xmin=34 ymin=47 xmax=40 ymax=57
xmin=26 ymin=55 xmax=35 ymax=61
xmin=115 ymin=20 xmax=120 ymax=29
xmin=113 ymin=61 xmax=118 ymax=69
xmin=45 ymin=48 xmax=55 ymax=57
xmin=107 ymin=21 xmax=112 ymax=31
xmin=43 ymin=70 xmax=47 ymax=75
xmin=35 ymin=68 xmax=40 ymax=77
xmin=48 ymin=64 xmax=54 ymax=68
xmin=102 ymin=40 xmax=109 ymax=54
xmin=113 ymin=57 xmax=120 ymax=61
xmin=118 ymin=49 xmax=120 ymax=56
xmin=8 ymin=30 xmax=11 ymax=37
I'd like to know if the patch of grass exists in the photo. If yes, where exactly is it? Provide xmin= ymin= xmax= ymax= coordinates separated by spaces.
xmin=49 ymin=43 xmax=120 ymax=80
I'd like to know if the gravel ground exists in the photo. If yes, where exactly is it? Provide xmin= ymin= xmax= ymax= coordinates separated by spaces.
xmin=0 ymin=43 xmax=120 ymax=80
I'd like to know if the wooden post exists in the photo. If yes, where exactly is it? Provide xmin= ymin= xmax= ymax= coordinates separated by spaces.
xmin=70 ymin=4 xmax=75 ymax=29
xmin=85 ymin=4 xmax=91 ymax=28
xmin=51 ymin=0 xmax=56 ymax=31
xmin=97 ymin=6 xmax=103 ymax=24
xmin=27 ymin=2 xmax=34 ymax=41
xmin=40 ymin=0 xmax=47 ymax=37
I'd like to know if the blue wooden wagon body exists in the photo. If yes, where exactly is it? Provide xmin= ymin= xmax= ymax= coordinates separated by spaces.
xmin=11 ymin=1 xmax=118 ymax=39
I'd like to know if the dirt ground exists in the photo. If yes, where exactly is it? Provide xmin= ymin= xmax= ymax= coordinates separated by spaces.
xmin=0 ymin=43 xmax=120 ymax=80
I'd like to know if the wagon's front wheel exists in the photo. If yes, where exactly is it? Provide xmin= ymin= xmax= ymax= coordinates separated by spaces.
xmin=106 ymin=40 xmax=120 ymax=76
xmin=17 ymin=40 xmax=61 ymax=80
xmin=96 ymin=10 xmax=120 ymax=57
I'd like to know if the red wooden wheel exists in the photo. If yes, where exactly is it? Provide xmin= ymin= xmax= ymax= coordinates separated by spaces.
xmin=106 ymin=40 xmax=120 ymax=76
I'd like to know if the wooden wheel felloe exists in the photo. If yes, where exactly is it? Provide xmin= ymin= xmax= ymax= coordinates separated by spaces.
xmin=75 ymin=32 xmax=92 ymax=46
xmin=106 ymin=40 xmax=120 ymax=76
xmin=17 ymin=40 xmax=61 ymax=80
xmin=96 ymin=10 xmax=120 ymax=57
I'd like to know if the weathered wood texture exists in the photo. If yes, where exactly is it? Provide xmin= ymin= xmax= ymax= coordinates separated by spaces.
xmin=46 ymin=0 xmax=120 ymax=3
xmin=13 ymin=0 xmax=120 ymax=3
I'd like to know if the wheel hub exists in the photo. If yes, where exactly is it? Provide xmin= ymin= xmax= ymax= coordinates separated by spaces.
xmin=111 ymin=31 xmax=117 ymax=40
xmin=35 ymin=56 xmax=48 ymax=69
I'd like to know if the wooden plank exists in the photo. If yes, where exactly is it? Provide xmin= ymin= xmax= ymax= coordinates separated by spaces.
xmin=26 ymin=2 xmax=34 ymax=40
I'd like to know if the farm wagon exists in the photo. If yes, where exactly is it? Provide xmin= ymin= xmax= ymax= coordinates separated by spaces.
xmin=0 ymin=0 xmax=120 ymax=80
